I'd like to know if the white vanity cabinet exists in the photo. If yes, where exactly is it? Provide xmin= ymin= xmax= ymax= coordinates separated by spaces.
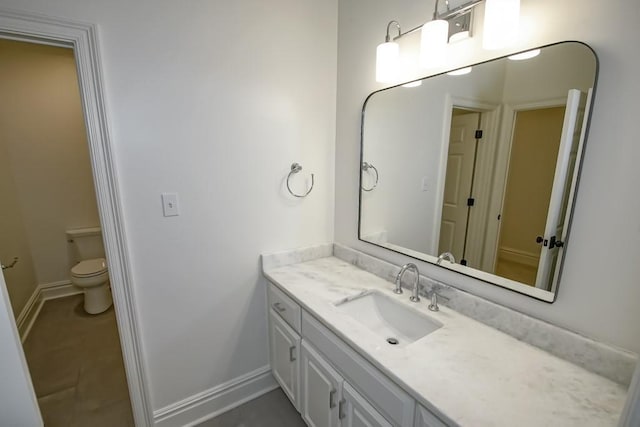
xmin=267 ymin=282 xmax=447 ymax=427
xmin=301 ymin=340 xmax=392 ymax=427
xmin=269 ymin=309 xmax=301 ymax=410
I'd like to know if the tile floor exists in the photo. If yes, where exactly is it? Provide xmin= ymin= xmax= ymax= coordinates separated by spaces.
xmin=199 ymin=388 xmax=305 ymax=427
xmin=22 ymin=294 xmax=133 ymax=427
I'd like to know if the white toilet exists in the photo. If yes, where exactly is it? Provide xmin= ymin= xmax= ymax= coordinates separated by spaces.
xmin=67 ymin=227 xmax=112 ymax=314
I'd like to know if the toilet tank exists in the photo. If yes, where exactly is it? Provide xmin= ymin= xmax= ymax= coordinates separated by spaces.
xmin=66 ymin=227 xmax=106 ymax=262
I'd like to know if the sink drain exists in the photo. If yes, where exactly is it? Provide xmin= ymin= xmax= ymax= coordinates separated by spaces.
xmin=386 ymin=337 xmax=399 ymax=345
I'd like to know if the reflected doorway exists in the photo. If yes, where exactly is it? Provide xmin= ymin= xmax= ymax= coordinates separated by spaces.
xmin=495 ymin=107 xmax=565 ymax=285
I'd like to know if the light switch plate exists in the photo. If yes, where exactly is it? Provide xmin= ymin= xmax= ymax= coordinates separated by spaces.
xmin=161 ymin=193 xmax=179 ymax=217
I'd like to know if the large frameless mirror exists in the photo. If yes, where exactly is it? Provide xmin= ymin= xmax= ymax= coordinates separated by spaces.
xmin=359 ymin=41 xmax=598 ymax=302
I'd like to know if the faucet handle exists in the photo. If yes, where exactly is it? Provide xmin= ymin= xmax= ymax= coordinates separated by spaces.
xmin=428 ymin=292 xmax=439 ymax=311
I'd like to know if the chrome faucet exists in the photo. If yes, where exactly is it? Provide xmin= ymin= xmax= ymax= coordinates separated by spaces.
xmin=395 ymin=263 xmax=421 ymax=302
xmin=436 ymin=252 xmax=455 ymax=265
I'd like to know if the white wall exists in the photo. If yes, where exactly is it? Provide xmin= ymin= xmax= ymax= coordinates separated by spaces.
xmin=0 ymin=39 xmax=101 ymax=288
xmin=0 ymin=0 xmax=338 ymax=415
xmin=336 ymin=0 xmax=640 ymax=354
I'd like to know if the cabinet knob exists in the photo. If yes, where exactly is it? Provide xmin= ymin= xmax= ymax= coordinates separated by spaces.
xmin=288 ymin=346 xmax=296 ymax=362
xmin=273 ymin=302 xmax=286 ymax=313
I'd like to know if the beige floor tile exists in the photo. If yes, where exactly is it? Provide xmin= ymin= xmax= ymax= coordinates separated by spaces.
xmin=37 ymin=387 xmax=76 ymax=427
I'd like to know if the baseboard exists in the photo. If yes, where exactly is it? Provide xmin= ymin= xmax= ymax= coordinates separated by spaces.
xmin=153 ymin=366 xmax=278 ymax=427
xmin=16 ymin=280 xmax=83 ymax=342
xmin=498 ymin=247 xmax=539 ymax=267
xmin=39 ymin=280 xmax=82 ymax=301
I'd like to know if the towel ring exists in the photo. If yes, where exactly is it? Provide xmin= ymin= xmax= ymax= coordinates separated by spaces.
xmin=286 ymin=163 xmax=314 ymax=198
xmin=361 ymin=162 xmax=379 ymax=192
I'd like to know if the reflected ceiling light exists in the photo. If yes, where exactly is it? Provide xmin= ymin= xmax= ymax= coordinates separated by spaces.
xmin=402 ymin=81 xmax=422 ymax=88
xmin=508 ymin=48 xmax=540 ymax=61
xmin=482 ymin=0 xmax=520 ymax=50
xmin=376 ymin=21 xmax=401 ymax=83
xmin=447 ymin=67 xmax=472 ymax=76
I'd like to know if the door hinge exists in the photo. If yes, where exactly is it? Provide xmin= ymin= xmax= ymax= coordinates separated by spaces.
xmin=467 ymin=197 xmax=475 ymax=207
xmin=475 ymin=129 xmax=483 ymax=139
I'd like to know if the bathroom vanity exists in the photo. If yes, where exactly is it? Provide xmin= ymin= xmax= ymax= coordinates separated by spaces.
xmin=262 ymin=244 xmax=632 ymax=427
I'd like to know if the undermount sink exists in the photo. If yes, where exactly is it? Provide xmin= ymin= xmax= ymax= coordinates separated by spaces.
xmin=334 ymin=291 xmax=442 ymax=347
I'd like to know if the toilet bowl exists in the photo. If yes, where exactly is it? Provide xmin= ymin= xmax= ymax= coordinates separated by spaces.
xmin=70 ymin=257 xmax=112 ymax=314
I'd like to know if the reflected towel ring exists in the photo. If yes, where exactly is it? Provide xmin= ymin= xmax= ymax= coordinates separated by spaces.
xmin=361 ymin=162 xmax=379 ymax=192
xmin=286 ymin=163 xmax=314 ymax=198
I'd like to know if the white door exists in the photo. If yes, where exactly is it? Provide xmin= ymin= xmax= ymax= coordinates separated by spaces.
xmin=269 ymin=309 xmax=301 ymax=409
xmin=535 ymin=89 xmax=589 ymax=289
xmin=340 ymin=382 xmax=392 ymax=427
xmin=300 ymin=341 xmax=342 ymax=427
xmin=438 ymin=112 xmax=480 ymax=262
xmin=0 ymin=271 xmax=42 ymax=426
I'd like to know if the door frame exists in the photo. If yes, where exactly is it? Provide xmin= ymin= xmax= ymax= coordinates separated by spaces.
xmin=0 ymin=8 xmax=153 ymax=426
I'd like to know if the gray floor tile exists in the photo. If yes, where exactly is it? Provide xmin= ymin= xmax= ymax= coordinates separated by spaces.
xmin=198 ymin=388 xmax=305 ymax=427
xmin=22 ymin=295 xmax=133 ymax=426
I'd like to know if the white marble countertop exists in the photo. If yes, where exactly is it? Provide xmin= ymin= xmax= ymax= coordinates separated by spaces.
xmin=264 ymin=256 xmax=628 ymax=427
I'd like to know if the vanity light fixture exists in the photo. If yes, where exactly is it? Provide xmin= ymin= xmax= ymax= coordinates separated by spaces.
xmin=508 ymin=48 xmax=540 ymax=60
xmin=375 ymin=0 xmax=521 ymax=82
xmin=447 ymin=66 xmax=472 ymax=76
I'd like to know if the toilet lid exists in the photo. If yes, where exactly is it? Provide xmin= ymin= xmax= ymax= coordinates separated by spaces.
xmin=71 ymin=258 xmax=107 ymax=277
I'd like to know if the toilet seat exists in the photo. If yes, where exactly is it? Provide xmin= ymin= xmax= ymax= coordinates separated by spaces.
xmin=71 ymin=258 xmax=107 ymax=277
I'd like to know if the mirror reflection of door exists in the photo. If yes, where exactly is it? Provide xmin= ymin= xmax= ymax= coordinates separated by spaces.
xmin=496 ymin=89 xmax=588 ymax=288
xmin=438 ymin=109 xmax=482 ymax=265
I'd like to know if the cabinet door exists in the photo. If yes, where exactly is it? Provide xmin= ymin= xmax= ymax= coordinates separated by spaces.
xmin=301 ymin=341 xmax=342 ymax=427
xmin=269 ymin=309 xmax=301 ymax=409
xmin=340 ymin=382 xmax=392 ymax=427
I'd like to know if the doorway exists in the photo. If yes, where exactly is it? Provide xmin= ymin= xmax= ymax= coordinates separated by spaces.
xmin=494 ymin=107 xmax=566 ymax=285
xmin=0 ymin=38 xmax=133 ymax=425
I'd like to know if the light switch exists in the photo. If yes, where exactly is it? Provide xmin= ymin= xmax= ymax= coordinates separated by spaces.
xmin=161 ymin=193 xmax=179 ymax=217
xmin=421 ymin=177 xmax=429 ymax=192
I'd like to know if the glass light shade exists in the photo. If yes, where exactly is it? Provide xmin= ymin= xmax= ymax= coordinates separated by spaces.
xmin=483 ymin=0 xmax=520 ymax=50
xmin=376 ymin=41 xmax=400 ymax=83
xmin=420 ymin=19 xmax=449 ymax=69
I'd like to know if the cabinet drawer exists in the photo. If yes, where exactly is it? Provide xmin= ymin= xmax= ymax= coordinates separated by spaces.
xmin=268 ymin=282 xmax=301 ymax=333
xmin=302 ymin=311 xmax=415 ymax=427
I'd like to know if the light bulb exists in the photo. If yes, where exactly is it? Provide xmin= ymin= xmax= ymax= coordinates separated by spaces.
xmin=483 ymin=0 xmax=520 ymax=50
xmin=420 ymin=19 xmax=449 ymax=69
